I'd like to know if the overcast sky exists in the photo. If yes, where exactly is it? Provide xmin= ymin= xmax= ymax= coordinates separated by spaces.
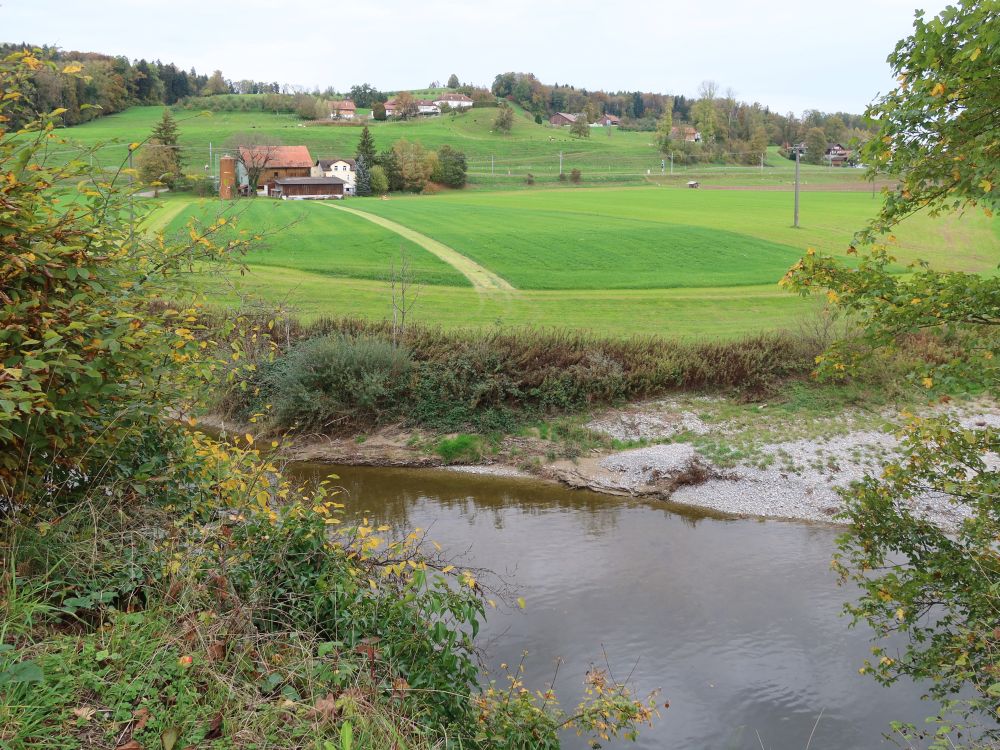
xmin=3 ymin=0 xmax=946 ymax=114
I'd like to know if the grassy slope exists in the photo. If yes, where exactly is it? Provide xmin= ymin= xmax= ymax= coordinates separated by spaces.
xmin=60 ymin=106 xmax=874 ymax=188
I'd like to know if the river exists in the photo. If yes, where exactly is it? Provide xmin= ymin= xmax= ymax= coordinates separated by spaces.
xmin=289 ymin=462 xmax=932 ymax=749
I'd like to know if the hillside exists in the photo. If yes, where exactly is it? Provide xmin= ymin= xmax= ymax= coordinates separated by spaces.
xmin=62 ymin=104 xmax=873 ymax=189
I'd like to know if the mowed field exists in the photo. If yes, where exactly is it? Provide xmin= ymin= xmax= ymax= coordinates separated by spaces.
xmin=155 ymin=186 xmax=999 ymax=338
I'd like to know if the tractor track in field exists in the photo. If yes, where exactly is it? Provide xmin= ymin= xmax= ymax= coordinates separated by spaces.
xmin=318 ymin=202 xmax=515 ymax=293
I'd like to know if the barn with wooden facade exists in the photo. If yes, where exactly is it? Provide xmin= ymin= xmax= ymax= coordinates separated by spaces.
xmin=239 ymin=145 xmax=314 ymax=190
xmin=270 ymin=176 xmax=346 ymax=200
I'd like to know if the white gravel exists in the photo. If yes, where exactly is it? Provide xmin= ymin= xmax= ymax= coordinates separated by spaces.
xmin=599 ymin=444 xmax=702 ymax=486
xmin=586 ymin=399 xmax=714 ymax=441
xmin=584 ymin=401 xmax=1000 ymax=531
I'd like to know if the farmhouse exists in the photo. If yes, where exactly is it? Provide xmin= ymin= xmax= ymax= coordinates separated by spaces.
xmin=312 ymin=158 xmax=357 ymax=195
xmin=670 ymin=126 xmax=700 ymax=142
xmin=549 ymin=112 xmax=579 ymax=126
xmin=433 ymin=92 xmax=474 ymax=109
xmin=595 ymin=113 xmax=621 ymax=126
xmin=238 ymin=145 xmax=314 ymax=190
xmin=329 ymin=100 xmax=357 ymax=119
xmin=382 ymin=98 xmax=440 ymax=117
xmin=270 ymin=176 xmax=345 ymax=200
xmin=825 ymin=143 xmax=851 ymax=166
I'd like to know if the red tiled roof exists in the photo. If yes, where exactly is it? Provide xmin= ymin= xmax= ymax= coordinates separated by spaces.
xmin=239 ymin=145 xmax=313 ymax=168
xmin=435 ymin=93 xmax=473 ymax=102
xmin=334 ymin=100 xmax=356 ymax=110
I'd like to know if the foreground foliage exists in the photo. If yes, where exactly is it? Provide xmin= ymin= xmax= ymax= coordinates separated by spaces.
xmin=0 ymin=50 xmax=659 ymax=748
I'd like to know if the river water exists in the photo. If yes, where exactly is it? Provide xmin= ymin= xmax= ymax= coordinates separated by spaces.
xmin=290 ymin=462 xmax=931 ymax=749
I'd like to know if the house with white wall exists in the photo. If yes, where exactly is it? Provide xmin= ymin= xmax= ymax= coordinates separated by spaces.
xmin=311 ymin=158 xmax=356 ymax=195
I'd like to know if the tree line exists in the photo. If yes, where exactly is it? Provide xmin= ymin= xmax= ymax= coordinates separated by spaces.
xmin=491 ymin=71 xmax=876 ymax=164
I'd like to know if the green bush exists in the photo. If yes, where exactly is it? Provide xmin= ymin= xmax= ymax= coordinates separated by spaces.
xmin=435 ymin=434 xmax=483 ymax=463
xmin=262 ymin=335 xmax=412 ymax=432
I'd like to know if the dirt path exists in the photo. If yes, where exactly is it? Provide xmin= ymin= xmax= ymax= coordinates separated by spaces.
xmin=144 ymin=199 xmax=188 ymax=234
xmin=319 ymin=202 xmax=515 ymax=292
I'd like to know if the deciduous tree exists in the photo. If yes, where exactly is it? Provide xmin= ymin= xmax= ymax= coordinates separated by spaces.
xmin=493 ymin=102 xmax=514 ymax=134
xmin=782 ymin=2 xmax=1000 ymax=742
xmin=447 ymin=73 xmax=460 ymax=88
xmin=804 ymin=127 xmax=827 ymax=165
xmin=570 ymin=115 xmax=590 ymax=138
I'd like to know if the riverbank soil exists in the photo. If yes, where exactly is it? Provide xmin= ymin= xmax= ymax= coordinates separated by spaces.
xmin=204 ymin=391 xmax=999 ymax=531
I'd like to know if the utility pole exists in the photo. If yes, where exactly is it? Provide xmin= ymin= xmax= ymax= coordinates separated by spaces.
xmin=559 ymin=151 xmax=563 ymax=176
xmin=670 ymin=151 xmax=674 ymax=176
xmin=793 ymin=148 xmax=800 ymax=228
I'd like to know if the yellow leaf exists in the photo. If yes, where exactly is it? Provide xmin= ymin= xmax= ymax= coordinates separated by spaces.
xmin=826 ymin=290 xmax=839 ymax=304
xmin=922 ymin=377 xmax=934 ymax=389
xmin=244 ymin=433 xmax=254 ymax=445
xmin=441 ymin=565 xmax=455 ymax=574
xmin=62 ymin=63 xmax=83 ymax=74
xmin=516 ymin=597 xmax=526 ymax=609
xmin=970 ymin=47 xmax=981 ymax=61
xmin=980 ymin=179 xmax=992 ymax=193
xmin=930 ymin=82 xmax=945 ymax=97
xmin=128 ymin=142 xmax=140 ymax=151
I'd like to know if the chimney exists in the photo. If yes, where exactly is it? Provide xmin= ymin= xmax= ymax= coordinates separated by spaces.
xmin=219 ymin=155 xmax=236 ymax=199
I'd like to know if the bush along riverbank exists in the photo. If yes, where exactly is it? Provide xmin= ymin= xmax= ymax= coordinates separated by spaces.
xmin=204 ymin=312 xmax=996 ymax=530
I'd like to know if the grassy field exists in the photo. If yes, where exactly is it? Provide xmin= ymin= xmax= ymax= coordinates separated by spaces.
xmin=160 ymin=197 xmax=469 ymax=286
xmin=151 ymin=185 xmax=997 ymax=338
xmin=60 ymin=105 xmax=876 ymax=189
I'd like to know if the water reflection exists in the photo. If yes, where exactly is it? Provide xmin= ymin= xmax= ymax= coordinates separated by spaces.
xmin=289 ymin=463 xmax=930 ymax=750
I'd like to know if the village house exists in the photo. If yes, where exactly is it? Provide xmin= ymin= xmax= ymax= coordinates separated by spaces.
xmin=312 ymin=158 xmax=357 ymax=195
xmin=549 ymin=112 xmax=579 ymax=126
xmin=270 ymin=176 xmax=346 ymax=200
xmin=433 ymin=92 xmax=474 ymax=110
xmin=670 ymin=126 xmax=700 ymax=142
xmin=381 ymin=98 xmax=440 ymax=118
xmin=595 ymin=113 xmax=621 ymax=126
xmin=329 ymin=100 xmax=357 ymax=120
xmin=238 ymin=145 xmax=314 ymax=192
xmin=825 ymin=142 xmax=851 ymax=166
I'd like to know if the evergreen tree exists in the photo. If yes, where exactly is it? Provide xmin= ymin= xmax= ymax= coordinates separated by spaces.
xmin=356 ymin=125 xmax=376 ymax=165
xmin=151 ymin=109 xmax=181 ymax=169
xmin=355 ymin=154 xmax=372 ymax=196
xmin=447 ymin=73 xmax=460 ymax=89
xmin=434 ymin=146 xmax=467 ymax=188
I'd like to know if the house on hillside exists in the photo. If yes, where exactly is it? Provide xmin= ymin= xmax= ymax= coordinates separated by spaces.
xmin=670 ymin=126 xmax=700 ymax=142
xmin=270 ymin=176 xmax=345 ymax=200
xmin=312 ymin=158 xmax=356 ymax=195
xmin=433 ymin=92 xmax=474 ymax=110
xmin=238 ymin=145 xmax=314 ymax=192
xmin=381 ymin=98 xmax=440 ymax=118
xmin=595 ymin=113 xmax=621 ymax=126
xmin=549 ymin=112 xmax=578 ymax=126
xmin=825 ymin=143 xmax=851 ymax=166
xmin=329 ymin=100 xmax=357 ymax=119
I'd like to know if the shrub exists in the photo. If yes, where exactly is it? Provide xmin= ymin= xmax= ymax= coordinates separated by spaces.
xmin=435 ymin=434 xmax=483 ymax=463
xmin=261 ymin=335 xmax=412 ymax=432
xmin=557 ymin=172 xmax=567 ymax=182
xmin=570 ymin=168 xmax=582 ymax=183
xmin=524 ymin=173 xmax=534 ymax=185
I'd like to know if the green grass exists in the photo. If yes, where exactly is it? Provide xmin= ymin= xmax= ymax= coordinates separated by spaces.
xmin=58 ymin=105 xmax=879 ymax=190
xmin=160 ymin=197 xmax=470 ymax=287
xmin=155 ymin=183 xmax=997 ymax=338
xmin=349 ymin=187 xmax=1000 ymax=279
